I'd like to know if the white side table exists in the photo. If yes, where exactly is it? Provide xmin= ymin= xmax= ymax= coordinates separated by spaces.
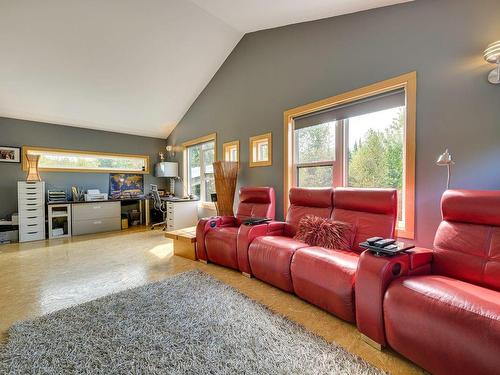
xmin=48 ymin=203 xmax=72 ymax=239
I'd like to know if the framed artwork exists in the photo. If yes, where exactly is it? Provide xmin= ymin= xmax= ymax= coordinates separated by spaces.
xmin=223 ymin=140 xmax=239 ymax=164
xmin=249 ymin=133 xmax=272 ymax=167
xmin=0 ymin=146 xmax=21 ymax=163
xmin=109 ymin=173 xmax=144 ymax=199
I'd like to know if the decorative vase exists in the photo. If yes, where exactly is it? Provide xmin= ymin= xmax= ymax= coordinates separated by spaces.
xmin=213 ymin=161 xmax=239 ymax=216
xmin=25 ymin=154 xmax=42 ymax=181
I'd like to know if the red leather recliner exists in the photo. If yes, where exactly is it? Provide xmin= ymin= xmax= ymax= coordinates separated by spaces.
xmin=246 ymin=187 xmax=397 ymax=324
xmin=291 ymin=188 xmax=397 ymax=322
xmin=356 ymin=190 xmax=500 ymax=375
xmin=246 ymin=188 xmax=334 ymax=290
xmin=196 ymin=187 xmax=275 ymax=270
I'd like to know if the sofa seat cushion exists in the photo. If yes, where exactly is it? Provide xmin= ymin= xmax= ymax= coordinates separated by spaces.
xmin=205 ymin=227 xmax=239 ymax=270
xmin=248 ymin=236 xmax=308 ymax=292
xmin=384 ymin=275 xmax=500 ymax=375
xmin=291 ymin=247 xmax=359 ymax=322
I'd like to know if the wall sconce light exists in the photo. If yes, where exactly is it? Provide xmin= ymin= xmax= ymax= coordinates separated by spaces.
xmin=436 ymin=149 xmax=454 ymax=190
xmin=484 ymin=40 xmax=500 ymax=84
xmin=165 ymin=145 xmax=175 ymax=158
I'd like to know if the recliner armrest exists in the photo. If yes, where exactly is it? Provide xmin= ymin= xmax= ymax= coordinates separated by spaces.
xmin=237 ymin=221 xmax=286 ymax=274
xmin=355 ymin=247 xmax=432 ymax=347
xmin=406 ymin=247 xmax=434 ymax=271
xmin=355 ymin=252 xmax=409 ymax=347
xmin=195 ymin=216 xmax=237 ymax=261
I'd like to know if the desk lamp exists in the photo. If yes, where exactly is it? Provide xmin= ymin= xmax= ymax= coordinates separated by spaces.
xmin=436 ymin=149 xmax=454 ymax=190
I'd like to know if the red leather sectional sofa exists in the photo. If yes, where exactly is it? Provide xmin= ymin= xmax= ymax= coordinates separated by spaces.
xmin=199 ymin=186 xmax=398 ymax=323
xmin=356 ymin=190 xmax=500 ymax=374
xmin=196 ymin=187 xmax=500 ymax=374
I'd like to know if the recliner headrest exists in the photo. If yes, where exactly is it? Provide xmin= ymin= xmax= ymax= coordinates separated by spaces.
xmin=442 ymin=189 xmax=500 ymax=226
xmin=334 ymin=188 xmax=397 ymax=215
xmin=289 ymin=188 xmax=333 ymax=208
xmin=239 ymin=187 xmax=275 ymax=204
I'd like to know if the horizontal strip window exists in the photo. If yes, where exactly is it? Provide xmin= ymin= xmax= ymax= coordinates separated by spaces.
xmin=22 ymin=146 xmax=149 ymax=174
xmin=294 ymin=89 xmax=405 ymax=130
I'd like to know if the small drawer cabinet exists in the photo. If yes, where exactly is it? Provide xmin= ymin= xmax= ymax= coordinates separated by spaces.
xmin=165 ymin=200 xmax=199 ymax=231
xmin=72 ymin=201 xmax=121 ymax=236
xmin=18 ymin=181 xmax=46 ymax=242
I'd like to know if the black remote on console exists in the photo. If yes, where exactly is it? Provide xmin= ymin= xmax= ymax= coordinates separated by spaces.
xmin=374 ymin=239 xmax=396 ymax=248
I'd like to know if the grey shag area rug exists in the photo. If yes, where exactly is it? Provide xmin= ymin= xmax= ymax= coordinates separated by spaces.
xmin=0 ymin=270 xmax=383 ymax=375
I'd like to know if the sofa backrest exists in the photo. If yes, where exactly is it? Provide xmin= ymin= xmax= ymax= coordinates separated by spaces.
xmin=285 ymin=188 xmax=333 ymax=236
xmin=332 ymin=188 xmax=398 ymax=253
xmin=433 ymin=190 xmax=500 ymax=291
xmin=236 ymin=187 xmax=276 ymax=223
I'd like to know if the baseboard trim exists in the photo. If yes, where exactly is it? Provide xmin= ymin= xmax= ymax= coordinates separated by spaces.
xmin=242 ymin=272 xmax=252 ymax=278
xmin=199 ymin=259 xmax=208 ymax=264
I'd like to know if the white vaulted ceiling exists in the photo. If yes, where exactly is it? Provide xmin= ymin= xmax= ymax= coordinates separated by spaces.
xmin=191 ymin=0 xmax=412 ymax=33
xmin=0 ymin=0 xmax=411 ymax=138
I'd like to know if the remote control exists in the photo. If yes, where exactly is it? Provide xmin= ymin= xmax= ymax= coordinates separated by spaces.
xmin=374 ymin=239 xmax=396 ymax=248
xmin=383 ymin=244 xmax=398 ymax=251
xmin=367 ymin=237 xmax=383 ymax=245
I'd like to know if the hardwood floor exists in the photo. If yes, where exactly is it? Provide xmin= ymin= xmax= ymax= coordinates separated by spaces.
xmin=0 ymin=228 xmax=423 ymax=374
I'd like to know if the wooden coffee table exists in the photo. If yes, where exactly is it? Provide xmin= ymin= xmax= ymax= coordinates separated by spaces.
xmin=165 ymin=226 xmax=197 ymax=261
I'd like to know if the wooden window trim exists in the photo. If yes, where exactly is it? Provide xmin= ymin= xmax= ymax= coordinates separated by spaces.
xmin=181 ymin=133 xmax=217 ymax=149
xmin=249 ymin=132 xmax=272 ymax=167
xmin=284 ymin=72 xmax=416 ymax=239
xmin=223 ymin=140 xmax=240 ymax=164
xmin=182 ymin=133 xmax=217 ymax=202
xmin=22 ymin=146 xmax=150 ymax=174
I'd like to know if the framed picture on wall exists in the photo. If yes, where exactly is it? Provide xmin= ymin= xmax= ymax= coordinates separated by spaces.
xmin=0 ymin=146 xmax=21 ymax=163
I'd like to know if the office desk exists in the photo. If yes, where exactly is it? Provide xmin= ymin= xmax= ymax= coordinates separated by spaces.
xmin=49 ymin=197 xmax=151 ymax=228
xmin=116 ymin=197 xmax=150 ymax=226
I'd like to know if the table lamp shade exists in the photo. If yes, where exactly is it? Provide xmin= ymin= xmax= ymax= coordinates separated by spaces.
xmin=26 ymin=154 xmax=42 ymax=181
xmin=155 ymin=162 xmax=178 ymax=177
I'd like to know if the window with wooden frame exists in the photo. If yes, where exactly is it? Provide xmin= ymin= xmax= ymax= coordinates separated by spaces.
xmin=22 ymin=146 xmax=149 ymax=174
xmin=182 ymin=133 xmax=217 ymax=203
xmin=223 ymin=140 xmax=239 ymax=163
xmin=249 ymin=133 xmax=272 ymax=167
xmin=284 ymin=72 xmax=416 ymax=239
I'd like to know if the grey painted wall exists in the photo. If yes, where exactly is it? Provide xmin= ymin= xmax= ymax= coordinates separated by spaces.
xmin=167 ymin=0 xmax=500 ymax=247
xmin=0 ymin=117 xmax=167 ymax=218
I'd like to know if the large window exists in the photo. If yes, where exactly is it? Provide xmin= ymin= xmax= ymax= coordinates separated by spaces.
xmin=182 ymin=133 xmax=217 ymax=203
xmin=285 ymin=73 xmax=416 ymax=238
xmin=22 ymin=146 xmax=149 ymax=173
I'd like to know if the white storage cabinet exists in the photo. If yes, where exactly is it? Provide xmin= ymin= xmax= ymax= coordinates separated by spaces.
xmin=18 ymin=181 xmax=46 ymax=242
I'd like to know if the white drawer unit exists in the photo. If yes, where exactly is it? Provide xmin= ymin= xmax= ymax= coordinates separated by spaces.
xmin=18 ymin=181 xmax=46 ymax=242
xmin=72 ymin=201 xmax=121 ymax=236
xmin=165 ymin=200 xmax=199 ymax=231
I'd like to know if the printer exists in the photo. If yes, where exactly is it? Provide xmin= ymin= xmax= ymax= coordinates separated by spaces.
xmin=84 ymin=189 xmax=108 ymax=202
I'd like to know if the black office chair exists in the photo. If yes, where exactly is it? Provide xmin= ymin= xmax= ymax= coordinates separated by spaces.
xmin=150 ymin=184 xmax=168 ymax=230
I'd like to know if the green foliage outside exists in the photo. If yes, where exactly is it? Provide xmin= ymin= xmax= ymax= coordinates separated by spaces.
xmin=296 ymin=108 xmax=404 ymax=194
xmin=39 ymin=154 xmax=145 ymax=171
xmin=348 ymin=108 xmax=404 ymax=191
